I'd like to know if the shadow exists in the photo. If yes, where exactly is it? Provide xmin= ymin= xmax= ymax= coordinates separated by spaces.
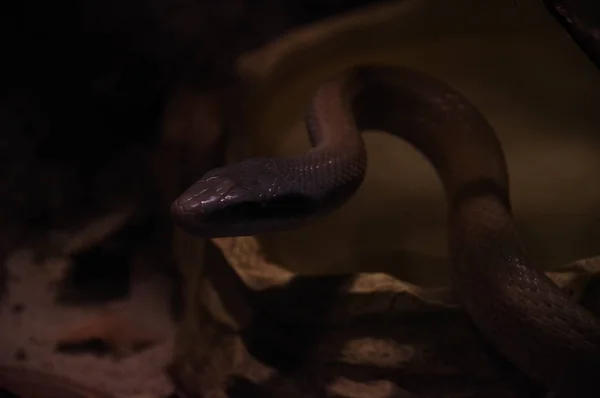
xmin=54 ymin=216 xmax=158 ymax=305
xmin=243 ymin=274 xmax=354 ymax=372
xmin=218 ymin=266 xmax=538 ymax=396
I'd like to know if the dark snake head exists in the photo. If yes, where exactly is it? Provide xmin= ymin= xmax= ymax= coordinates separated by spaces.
xmin=170 ymin=158 xmax=321 ymax=237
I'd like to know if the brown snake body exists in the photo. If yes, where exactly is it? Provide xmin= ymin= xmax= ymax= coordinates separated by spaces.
xmin=172 ymin=66 xmax=600 ymax=396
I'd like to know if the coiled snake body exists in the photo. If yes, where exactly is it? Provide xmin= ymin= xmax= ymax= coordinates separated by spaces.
xmin=171 ymin=66 xmax=600 ymax=396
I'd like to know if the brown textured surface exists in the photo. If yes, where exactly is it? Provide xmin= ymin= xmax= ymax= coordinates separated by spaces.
xmin=171 ymin=235 xmax=600 ymax=397
xmin=0 ymin=244 xmax=176 ymax=397
xmin=0 ymin=365 xmax=119 ymax=398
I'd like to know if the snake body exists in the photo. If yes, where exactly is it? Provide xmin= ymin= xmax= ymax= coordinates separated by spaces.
xmin=171 ymin=66 xmax=600 ymax=395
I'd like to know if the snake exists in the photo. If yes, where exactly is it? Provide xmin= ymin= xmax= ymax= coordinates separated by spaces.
xmin=170 ymin=65 xmax=600 ymax=396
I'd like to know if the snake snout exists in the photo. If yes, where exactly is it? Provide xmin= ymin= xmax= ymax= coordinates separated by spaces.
xmin=170 ymin=176 xmax=321 ymax=238
xmin=170 ymin=175 xmax=240 ymax=230
xmin=172 ymin=175 xmax=231 ymax=210
xmin=170 ymin=158 xmax=325 ymax=237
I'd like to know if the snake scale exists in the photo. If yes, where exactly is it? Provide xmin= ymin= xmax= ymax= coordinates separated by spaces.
xmin=171 ymin=66 xmax=600 ymax=396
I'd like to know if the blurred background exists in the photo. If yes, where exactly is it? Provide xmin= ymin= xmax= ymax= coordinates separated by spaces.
xmin=235 ymin=0 xmax=600 ymax=286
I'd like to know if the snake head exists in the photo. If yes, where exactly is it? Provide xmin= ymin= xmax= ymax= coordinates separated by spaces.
xmin=170 ymin=158 xmax=320 ymax=237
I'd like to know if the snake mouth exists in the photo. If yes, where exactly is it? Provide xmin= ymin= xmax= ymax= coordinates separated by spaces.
xmin=208 ymin=194 xmax=320 ymax=221
xmin=171 ymin=193 xmax=322 ymax=238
